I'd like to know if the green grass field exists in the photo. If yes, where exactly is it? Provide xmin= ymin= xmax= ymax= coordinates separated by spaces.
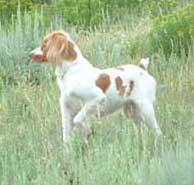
xmin=1 ymin=9 xmax=194 ymax=185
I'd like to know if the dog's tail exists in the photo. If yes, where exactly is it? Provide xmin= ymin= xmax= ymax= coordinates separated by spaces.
xmin=138 ymin=58 xmax=149 ymax=70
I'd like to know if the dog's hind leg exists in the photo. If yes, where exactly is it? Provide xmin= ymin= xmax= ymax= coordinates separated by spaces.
xmin=123 ymin=101 xmax=143 ymax=128
xmin=124 ymin=100 xmax=162 ymax=138
xmin=138 ymin=100 xmax=162 ymax=138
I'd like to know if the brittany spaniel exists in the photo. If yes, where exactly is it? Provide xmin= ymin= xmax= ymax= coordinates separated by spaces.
xmin=29 ymin=30 xmax=162 ymax=142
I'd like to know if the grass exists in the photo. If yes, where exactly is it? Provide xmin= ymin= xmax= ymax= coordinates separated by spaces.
xmin=1 ymin=8 xmax=194 ymax=185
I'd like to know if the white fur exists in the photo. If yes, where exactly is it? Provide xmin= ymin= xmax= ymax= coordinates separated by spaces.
xmin=30 ymin=32 xmax=162 ymax=142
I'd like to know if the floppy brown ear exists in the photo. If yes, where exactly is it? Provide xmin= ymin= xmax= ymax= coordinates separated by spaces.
xmin=65 ymin=41 xmax=77 ymax=61
xmin=46 ymin=34 xmax=77 ymax=62
xmin=46 ymin=44 xmax=61 ymax=63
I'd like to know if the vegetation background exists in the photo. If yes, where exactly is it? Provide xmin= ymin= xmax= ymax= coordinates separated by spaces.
xmin=1 ymin=0 xmax=194 ymax=184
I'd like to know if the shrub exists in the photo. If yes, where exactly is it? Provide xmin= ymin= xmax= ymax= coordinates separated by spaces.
xmin=0 ymin=0 xmax=44 ymax=23
xmin=148 ymin=0 xmax=177 ymax=17
xmin=149 ymin=3 xmax=194 ymax=57
xmin=0 ymin=0 xmax=147 ymax=27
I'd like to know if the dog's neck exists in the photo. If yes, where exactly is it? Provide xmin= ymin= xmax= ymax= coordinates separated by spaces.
xmin=55 ymin=44 xmax=92 ymax=79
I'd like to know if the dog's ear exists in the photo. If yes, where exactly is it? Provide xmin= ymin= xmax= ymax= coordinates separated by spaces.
xmin=46 ymin=44 xmax=59 ymax=63
xmin=67 ymin=41 xmax=77 ymax=60
xmin=46 ymin=32 xmax=77 ymax=63
xmin=61 ymin=40 xmax=77 ymax=61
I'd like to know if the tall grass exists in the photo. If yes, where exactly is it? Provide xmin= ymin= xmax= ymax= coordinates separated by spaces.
xmin=1 ymin=8 xmax=194 ymax=185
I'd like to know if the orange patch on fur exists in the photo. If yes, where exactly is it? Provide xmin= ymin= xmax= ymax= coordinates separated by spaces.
xmin=126 ymin=80 xmax=134 ymax=96
xmin=115 ymin=76 xmax=126 ymax=96
xmin=95 ymin=73 xmax=111 ymax=93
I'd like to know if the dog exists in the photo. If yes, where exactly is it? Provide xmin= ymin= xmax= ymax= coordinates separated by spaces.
xmin=29 ymin=30 xmax=162 ymax=142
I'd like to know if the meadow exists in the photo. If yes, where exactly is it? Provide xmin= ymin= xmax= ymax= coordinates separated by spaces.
xmin=1 ymin=6 xmax=194 ymax=185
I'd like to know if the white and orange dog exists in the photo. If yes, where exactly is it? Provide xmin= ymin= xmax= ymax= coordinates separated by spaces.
xmin=30 ymin=30 xmax=162 ymax=142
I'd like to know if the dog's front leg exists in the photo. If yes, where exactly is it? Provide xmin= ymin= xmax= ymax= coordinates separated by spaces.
xmin=73 ymin=92 xmax=106 ymax=128
xmin=60 ymin=96 xmax=73 ymax=142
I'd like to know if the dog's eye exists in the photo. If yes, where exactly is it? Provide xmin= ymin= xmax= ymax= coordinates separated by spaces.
xmin=41 ymin=38 xmax=49 ymax=50
xmin=41 ymin=42 xmax=47 ymax=51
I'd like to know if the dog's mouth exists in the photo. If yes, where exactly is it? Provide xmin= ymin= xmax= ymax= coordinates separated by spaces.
xmin=29 ymin=53 xmax=47 ymax=63
xmin=29 ymin=48 xmax=48 ymax=63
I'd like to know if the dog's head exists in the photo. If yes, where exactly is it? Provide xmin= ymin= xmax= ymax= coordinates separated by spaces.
xmin=29 ymin=31 xmax=77 ymax=64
